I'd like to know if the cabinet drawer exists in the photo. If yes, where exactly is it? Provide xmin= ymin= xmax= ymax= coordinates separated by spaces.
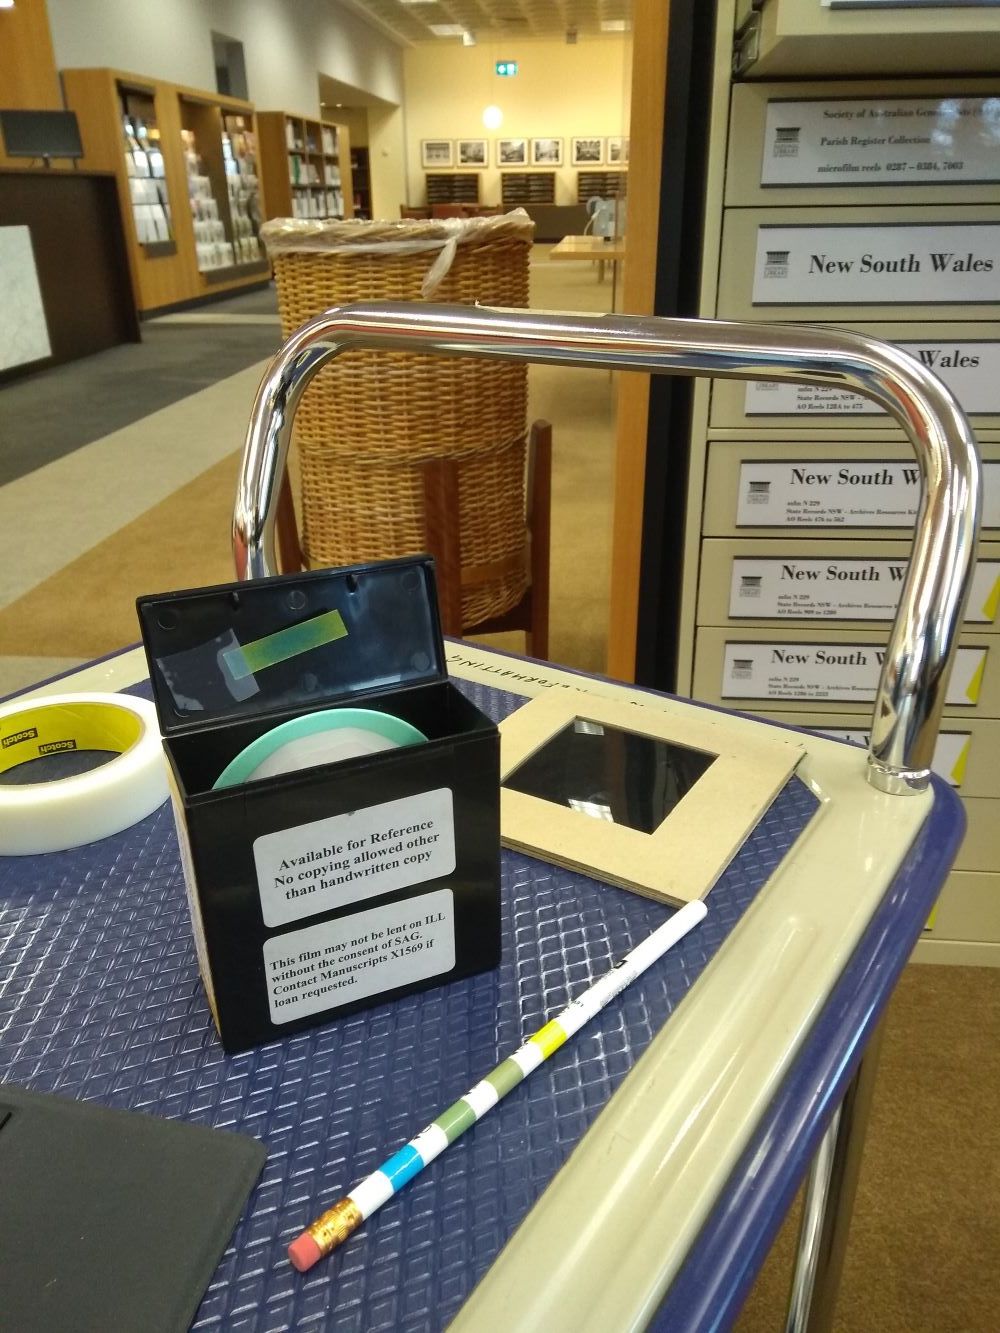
xmin=697 ymin=538 xmax=1000 ymax=633
xmin=955 ymin=798 xmax=1000 ymax=875
xmin=691 ymin=626 xmax=998 ymax=716
xmin=740 ymin=1 xmax=1000 ymax=81
xmin=709 ymin=322 xmax=1000 ymax=433
xmin=927 ymin=871 xmax=1000 ymax=944
xmin=726 ymin=81 xmax=1000 ymax=208
xmin=703 ymin=438 xmax=1000 ymax=538
xmin=717 ymin=206 xmax=1000 ymax=323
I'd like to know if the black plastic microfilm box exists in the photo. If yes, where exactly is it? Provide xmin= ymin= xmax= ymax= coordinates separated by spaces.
xmin=137 ymin=556 xmax=501 ymax=1053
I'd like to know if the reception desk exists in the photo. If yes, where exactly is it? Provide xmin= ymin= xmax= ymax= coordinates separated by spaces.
xmin=0 ymin=169 xmax=139 ymax=380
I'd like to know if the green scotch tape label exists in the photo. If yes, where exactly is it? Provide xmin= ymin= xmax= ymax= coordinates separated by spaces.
xmin=222 ymin=608 xmax=348 ymax=681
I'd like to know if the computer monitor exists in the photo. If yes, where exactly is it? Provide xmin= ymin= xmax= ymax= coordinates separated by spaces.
xmin=0 ymin=110 xmax=84 ymax=163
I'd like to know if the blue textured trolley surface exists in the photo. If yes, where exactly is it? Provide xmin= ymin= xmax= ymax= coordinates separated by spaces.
xmin=0 ymin=677 xmax=818 ymax=1332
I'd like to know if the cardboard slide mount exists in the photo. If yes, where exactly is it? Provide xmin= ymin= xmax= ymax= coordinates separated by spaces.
xmin=499 ymin=691 xmax=804 ymax=906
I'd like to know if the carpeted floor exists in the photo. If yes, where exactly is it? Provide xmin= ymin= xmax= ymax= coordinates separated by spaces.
xmin=0 ymin=314 xmax=282 ymax=483
xmin=1 ymin=248 xmax=998 ymax=1332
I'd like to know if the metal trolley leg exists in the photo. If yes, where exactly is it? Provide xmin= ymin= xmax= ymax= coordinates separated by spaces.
xmin=784 ymin=1028 xmax=885 ymax=1333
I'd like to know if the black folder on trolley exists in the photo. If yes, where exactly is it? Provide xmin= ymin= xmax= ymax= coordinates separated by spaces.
xmin=0 ymin=1084 xmax=266 ymax=1333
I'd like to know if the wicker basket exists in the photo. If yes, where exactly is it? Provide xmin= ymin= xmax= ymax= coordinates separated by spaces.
xmin=262 ymin=213 xmax=534 ymax=627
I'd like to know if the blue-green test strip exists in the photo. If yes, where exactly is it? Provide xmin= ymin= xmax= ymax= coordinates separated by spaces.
xmin=222 ymin=609 xmax=348 ymax=680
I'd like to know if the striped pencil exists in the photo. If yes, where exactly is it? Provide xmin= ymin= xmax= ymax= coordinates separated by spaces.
xmin=287 ymin=898 xmax=708 ymax=1272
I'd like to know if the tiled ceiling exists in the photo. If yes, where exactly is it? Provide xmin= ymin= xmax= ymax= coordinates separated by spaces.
xmin=339 ymin=0 xmax=632 ymax=45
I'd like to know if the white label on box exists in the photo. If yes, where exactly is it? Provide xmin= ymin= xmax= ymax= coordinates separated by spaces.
xmin=819 ymin=727 xmax=971 ymax=786
xmin=254 ymin=787 xmax=456 ymax=928
xmin=744 ymin=341 xmax=1000 ymax=416
xmin=735 ymin=459 xmax=1000 ymax=529
xmin=721 ymin=642 xmax=985 ymax=704
xmin=729 ymin=557 xmax=1000 ymax=623
xmin=752 ymin=224 xmax=1000 ymax=305
xmin=761 ymin=98 xmax=1000 ymax=188
xmin=263 ymin=888 xmax=456 ymax=1024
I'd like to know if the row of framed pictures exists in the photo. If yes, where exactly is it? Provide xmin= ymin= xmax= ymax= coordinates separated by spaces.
xmin=421 ymin=136 xmax=630 ymax=169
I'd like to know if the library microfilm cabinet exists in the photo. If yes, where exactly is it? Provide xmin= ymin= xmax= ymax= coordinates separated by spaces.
xmin=234 ymin=300 xmax=979 ymax=1331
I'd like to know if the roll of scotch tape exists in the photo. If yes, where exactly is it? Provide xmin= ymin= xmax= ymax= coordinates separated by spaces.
xmin=0 ymin=692 xmax=168 ymax=856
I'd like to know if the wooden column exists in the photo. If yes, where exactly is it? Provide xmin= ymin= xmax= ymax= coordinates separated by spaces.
xmin=0 ymin=0 xmax=62 ymax=169
xmin=606 ymin=0 xmax=671 ymax=682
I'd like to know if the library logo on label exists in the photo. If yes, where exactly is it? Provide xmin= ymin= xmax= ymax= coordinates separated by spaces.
xmin=764 ymin=250 xmax=790 ymax=279
xmin=773 ymin=127 xmax=800 ymax=157
xmin=739 ymin=576 xmax=762 ymax=598
xmin=746 ymin=480 xmax=771 ymax=503
xmin=731 ymin=658 xmax=754 ymax=679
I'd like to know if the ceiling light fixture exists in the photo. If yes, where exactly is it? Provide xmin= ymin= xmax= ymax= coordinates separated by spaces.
xmin=482 ymin=104 xmax=503 ymax=131
xmin=428 ymin=24 xmax=466 ymax=37
xmin=601 ymin=20 xmax=629 ymax=32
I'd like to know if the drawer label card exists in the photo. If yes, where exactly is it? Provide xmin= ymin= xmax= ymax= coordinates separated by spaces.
xmin=263 ymin=888 xmax=456 ymax=1024
xmin=729 ymin=557 xmax=1000 ymax=623
xmin=744 ymin=341 xmax=1000 ymax=416
xmin=752 ymin=224 xmax=1000 ymax=305
xmin=819 ymin=728 xmax=970 ymax=787
xmin=735 ymin=459 xmax=1000 ymax=529
xmin=254 ymin=787 xmax=456 ymax=927
xmin=721 ymin=642 xmax=985 ymax=704
xmin=761 ymin=97 xmax=1000 ymax=188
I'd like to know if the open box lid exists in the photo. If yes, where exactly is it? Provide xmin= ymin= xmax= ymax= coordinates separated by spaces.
xmin=136 ymin=557 xmax=446 ymax=737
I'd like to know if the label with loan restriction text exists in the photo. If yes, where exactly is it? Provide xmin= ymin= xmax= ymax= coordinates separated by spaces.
xmin=264 ymin=888 xmax=455 ymax=1024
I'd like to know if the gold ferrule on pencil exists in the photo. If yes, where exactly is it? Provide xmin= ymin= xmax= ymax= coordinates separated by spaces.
xmin=308 ymin=1197 xmax=364 ymax=1257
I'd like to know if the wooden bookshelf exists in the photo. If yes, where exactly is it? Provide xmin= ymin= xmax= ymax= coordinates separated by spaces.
xmin=257 ymin=112 xmax=354 ymax=221
xmin=63 ymin=67 xmax=268 ymax=313
xmin=501 ymin=172 xmax=556 ymax=206
xmin=426 ymin=173 xmax=480 ymax=205
xmin=577 ymin=170 xmax=628 ymax=202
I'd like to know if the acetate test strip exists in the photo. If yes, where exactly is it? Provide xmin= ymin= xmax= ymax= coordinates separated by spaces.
xmin=288 ymin=899 xmax=709 ymax=1272
xmin=222 ymin=609 xmax=348 ymax=681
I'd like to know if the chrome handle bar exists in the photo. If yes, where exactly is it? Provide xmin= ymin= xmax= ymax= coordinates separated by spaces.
xmin=233 ymin=303 xmax=981 ymax=795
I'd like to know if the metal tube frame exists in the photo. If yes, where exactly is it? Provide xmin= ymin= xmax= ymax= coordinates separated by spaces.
xmin=234 ymin=301 xmax=981 ymax=794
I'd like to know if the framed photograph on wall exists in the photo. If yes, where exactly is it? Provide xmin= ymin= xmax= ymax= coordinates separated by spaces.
xmin=606 ymin=136 xmax=629 ymax=166
xmin=531 ymin=137 xmax=563 ymax=167
xmin=571 ymin=137 xmax=604 ymax=166
xmin=421 ymin=139 xmax=454 ymax=168
xmin=456 ymin=138 xmax=487 ymax=168
xmin=497 ymin=138 xmax=528 ymax=166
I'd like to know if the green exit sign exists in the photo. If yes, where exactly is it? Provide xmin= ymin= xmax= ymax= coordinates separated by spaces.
xmin=495 ymin=61 xmax=518 ymax=76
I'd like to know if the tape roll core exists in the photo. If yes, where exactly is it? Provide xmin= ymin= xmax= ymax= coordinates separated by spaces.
xmin=0 ymin=693 xmax=168 ymax=856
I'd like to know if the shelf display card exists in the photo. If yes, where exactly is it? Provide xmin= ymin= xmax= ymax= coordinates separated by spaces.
xmin=752 ymin=223 xmax=1000 ymax=305
xmin=729 ymin=556 xmax=1000 ymax=622
xmin=735 ymin=459 xmax=1000 ymax=528
xmin=0 ymin=227 xmax=51 ymax=372
xmin=721 ymin=641 xmax=986 ymax=704
xmin=762 ymin=98 xmax=1000 ymax=187
xmin=744 ymin=340 xmax=1000 ymax=416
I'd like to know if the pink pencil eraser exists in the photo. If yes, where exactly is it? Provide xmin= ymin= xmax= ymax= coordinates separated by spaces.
xmin=288 ymin=1232 xmax=323 ymax=1272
